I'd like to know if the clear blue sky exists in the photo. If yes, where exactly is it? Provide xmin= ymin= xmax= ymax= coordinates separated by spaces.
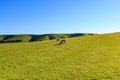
xmin=0 ymin=0 xmax=120 ymax=34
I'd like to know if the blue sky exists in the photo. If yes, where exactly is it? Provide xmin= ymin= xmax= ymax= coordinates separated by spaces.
xmin=0 ymin=0 xmax=120 ymax=34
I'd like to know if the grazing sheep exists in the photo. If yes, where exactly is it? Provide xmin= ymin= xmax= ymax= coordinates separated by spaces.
xmin=59 ymin=39 xmax=66 ymax=45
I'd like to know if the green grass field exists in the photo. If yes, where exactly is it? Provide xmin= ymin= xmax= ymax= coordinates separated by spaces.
xmin=0 ymin=32 xmax=120 ymax=80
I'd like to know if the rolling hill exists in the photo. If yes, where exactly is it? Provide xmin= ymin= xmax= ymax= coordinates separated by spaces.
xmin=0 ymin=33 xmax=94 ymax=43
xmin=0 ymin=32 xmax=120 ymax=80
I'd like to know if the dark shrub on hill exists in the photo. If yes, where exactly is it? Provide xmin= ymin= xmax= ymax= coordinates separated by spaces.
xmin=69 ymin=33 xmax=84 ymax=37
xmin=15 ymin=40 xmax=22 ymax=42
xmin=47 ymin=34 xmax=68 ymax=39
xmin=0 ymin=40 xmax=22 ymax=43
xmin=0 ymin=41 xmax=4 ymax=43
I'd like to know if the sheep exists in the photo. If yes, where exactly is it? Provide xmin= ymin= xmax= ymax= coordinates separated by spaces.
xmin=59 ymin=39 xmax=66 ymax=45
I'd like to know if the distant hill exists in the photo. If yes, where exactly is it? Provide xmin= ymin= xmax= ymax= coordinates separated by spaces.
xmin=0 ymin=33 xmax=95 ymax=43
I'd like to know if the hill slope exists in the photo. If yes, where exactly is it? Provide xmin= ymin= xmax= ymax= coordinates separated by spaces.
xmin=0 ymin=32 xmax=120 ymax=80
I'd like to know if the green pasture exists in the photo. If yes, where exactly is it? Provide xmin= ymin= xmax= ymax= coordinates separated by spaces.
xmin=0 ymin=33 xmax=120 ymax=80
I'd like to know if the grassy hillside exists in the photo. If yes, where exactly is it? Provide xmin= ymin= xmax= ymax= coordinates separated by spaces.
xmin=0 ymin=32 xmax=120 ymax=80
xmin=4 ymin=35 xmax=31 ymax=42
xmin=0 ymin=35 xmax=32 ymax=43
xmin=0 ymin=33 xmax=94 ymax=43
